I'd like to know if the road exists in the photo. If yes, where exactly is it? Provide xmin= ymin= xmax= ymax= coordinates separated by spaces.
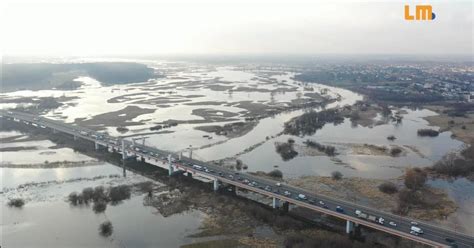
xmin=1 ymin=110 xmax=473 ymax=248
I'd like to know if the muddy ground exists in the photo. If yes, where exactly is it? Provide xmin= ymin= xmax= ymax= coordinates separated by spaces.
xmin=287 ymin=176 xmax=456 ymax=222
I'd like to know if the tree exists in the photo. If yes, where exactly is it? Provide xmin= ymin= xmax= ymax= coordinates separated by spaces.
xmin=404 ymin=168 xmax=427 ymax=191
xmin=268 ymin=169 xmax=283 ymax=178
xmin=99 ymin=221 xmax=113 ymax=237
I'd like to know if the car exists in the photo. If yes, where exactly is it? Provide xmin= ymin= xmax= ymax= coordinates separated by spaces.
xmin=228 ymin=175 xmax=234 ymax=179
xmin=319 ymin=200 xmax=325 ymax=205
xmin=275 ymin=182 xmax=282 ymax=187
xmin=264 ymin=186 xmax=271 ymax=191
xmin=410 ymin=221 xmax=418 ymax=226
xmin=410 ymin=231 xmax=419 ymax=236
xmin=284 ymin=191 xmax=291 ymax=196
xmin=445 ymin=238 xmax=455 ymax=243
xmin=308 ymin=199 xmax=315 ymax=204
xmin=336 ymin=206 xmax=344 ymax=213
xmin=378 ymin=217 xmax=385 ymax=225
xmin=322 ymin=205 xmax=329 ymax=209
xmin=243 ymin=179 xmax=250 ymax=184
xmin=297 ymin=194 xmax=307 ymax=200
xmin=389 ymin=221 xmax=397 ymax=227
xmin=237 ymin=176 xmax=242 ymax=181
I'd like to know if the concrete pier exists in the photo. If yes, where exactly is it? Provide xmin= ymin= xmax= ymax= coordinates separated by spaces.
xmin=213 ymin=179 xmax=219 ymax=191
xmin=272 ymin=197 xmax=280 ymax=209
xmin=346 ymin=220 xmax=354 ymax=234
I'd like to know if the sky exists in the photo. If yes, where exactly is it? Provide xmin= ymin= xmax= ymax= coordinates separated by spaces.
xmin=1 ymin=0 xmax=472 ymax=56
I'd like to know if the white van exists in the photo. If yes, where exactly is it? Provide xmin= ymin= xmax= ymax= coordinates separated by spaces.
xmin=298 ymin=194 xmax=307 ymax=200
xmin=411 ymin=226 xmax=423 ymax=234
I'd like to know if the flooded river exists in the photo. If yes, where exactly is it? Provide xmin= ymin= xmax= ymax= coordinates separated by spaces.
xmin=1 ymin=64 xmax=472 ymax=242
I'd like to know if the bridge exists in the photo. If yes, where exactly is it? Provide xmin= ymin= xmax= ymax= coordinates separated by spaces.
xmin=1 ymin=110 xmax=473 ymax=248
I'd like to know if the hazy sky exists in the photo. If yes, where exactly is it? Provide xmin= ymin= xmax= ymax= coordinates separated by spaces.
xmin=1 ymin=0 xmax=472 ymax=56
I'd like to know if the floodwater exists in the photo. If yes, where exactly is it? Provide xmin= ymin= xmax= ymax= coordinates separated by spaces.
xmin=239 ymin=108 xmax=464 ymax=179
xmin=429 ymin=178 xmax=474 ymax=235
xmin=1 ymin=196 xmax=204 ymax=248
xmin=1 ymin=158 xmax=206 ymax=247
xmin=1 ymin=62 xmax=472 ymax=240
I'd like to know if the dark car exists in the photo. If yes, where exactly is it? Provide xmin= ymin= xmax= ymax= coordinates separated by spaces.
xmin=336 ymin=206 xmax=344 ymax=213
xmin=445 ymin=238 xmax=455 ymax=243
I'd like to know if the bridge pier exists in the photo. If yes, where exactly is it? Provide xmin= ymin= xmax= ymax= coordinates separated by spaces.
xmin=272 ymin=197 xmax=280 ymax=209
xmin=121 ymin=139 xmax=126 ymax=177
xmin=95 ymin=142 xmax=100 ymax=150
xmin=346 ymin=220 xmax=354 ymax=234
xmin=167 ymin=154 xmax=175 ymax=176
xmin=73 ymin=135 xmax=78 ymax=141
xmin=213 ymin=179 xmax=219 ymax=191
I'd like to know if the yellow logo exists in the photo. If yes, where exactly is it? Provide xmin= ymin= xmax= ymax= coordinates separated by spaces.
xmin=405 ymin=5 xmax=436 ymax=20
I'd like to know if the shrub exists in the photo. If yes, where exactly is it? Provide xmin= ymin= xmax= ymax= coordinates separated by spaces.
xmin=378 ymin=182 xmax=398 ymax=194
xmin=275 ymin=142 xmax=298 ymax=161
xmin=331 ymin=171 xmax=343 ymax=180
xmin=93 ymin=201 xmax=107 ymax=213
xmin=387 ymin=135 xmax=396 ymax=141
xmin=7 ymin=198 xmax=25 ymax=208
xmin=92 ymin=186 xmax=107 ymax=202
xmin=68 ymin=192 xmax=79 ymax=205
xmin=417 ymin=129 xmax=439 ymax=137
xmin=99 ymin=221 xmax=113 ymax=237
xmin=236 ymin=159 xmax=243 ymax=170
xmin=390 ymin=147 xmax=402 ymax=156
xmin=304 ymin=139 xmax=337 ymax=156
xmin=432 ymin=152 xmax=474 ymax=177
xmin=404 ymin=168 xmax=427 ymax=191
xmin=268 ymin=169 xmax=283 ymax=178
xmin=138 ymin=181 xmax=154 ymax=194
xmin=82 ymin=187 xmax=94 ymax=202
xmin=109 ymin=185 xmax=131 ymax=202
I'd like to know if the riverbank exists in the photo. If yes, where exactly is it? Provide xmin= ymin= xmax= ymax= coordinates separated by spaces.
xmin=287 ymin=176 xmax=457 ymax=222
xmin=423 ymin=105 xmax=474 ymax=144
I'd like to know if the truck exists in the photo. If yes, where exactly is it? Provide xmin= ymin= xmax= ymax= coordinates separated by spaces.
xmin=411 ymin=226 xmax=423 ymax=234
xmin=368 ymin=215 xmax=377 ymax=222
xmin=355 ymin=210 xmax=368 ymax=219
